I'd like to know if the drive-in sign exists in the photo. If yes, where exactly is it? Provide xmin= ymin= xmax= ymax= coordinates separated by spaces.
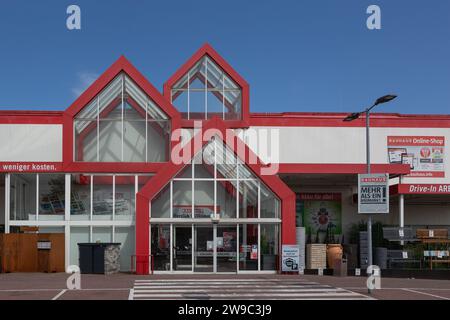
xmin=358 ymin=173 xmax=389 ymax=214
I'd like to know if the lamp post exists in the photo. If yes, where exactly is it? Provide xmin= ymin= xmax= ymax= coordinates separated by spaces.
xmin=344 ymin=94 xmax=397 ymax=269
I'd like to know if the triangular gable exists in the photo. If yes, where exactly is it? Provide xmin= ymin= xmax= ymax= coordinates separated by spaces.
xmin=66 ymin=55 xmax=180 ymax=121
xmin=163 ymin=44 xmax=250 ymax=124
xmin=138 ymin=117 xmax=293 ymax=204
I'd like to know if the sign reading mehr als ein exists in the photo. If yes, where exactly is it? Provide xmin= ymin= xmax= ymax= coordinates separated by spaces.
xmin=358 ymin=173 xmax=389 ymax=214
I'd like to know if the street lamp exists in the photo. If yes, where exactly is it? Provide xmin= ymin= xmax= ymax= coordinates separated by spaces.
xmin=343 ymin=94 xmax=397 ymax=270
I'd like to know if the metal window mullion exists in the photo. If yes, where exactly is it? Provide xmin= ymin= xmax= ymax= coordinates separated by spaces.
xmin=191 ymin=224 xmax=194 ymax=272
xmin=236 ymin=224 xmax=239 ymax=273
xmin=90 ymin=175 xmax=93 ymax=221
xmin=121 ymin=74 xmax=124 ymax=162
xmin=205 ymin=60 xmax=208 ymax=120
xmin=36 ymin=174 xmax=39 ymax=221
xmin=222 ymin=73 xmax=225 ymax=120
xmin=89 ymin=225 xmax=93 ymax=242
xmin=236 ymin=162 xmax=240 ymax=219
xmin=112 ymin=175 xmax=116 ymax=221
xmin=214 ymin=139 xmax=217 ymax=216
xmin=187 ymin=72 xmax=190 ymax=120
xmin=135 ymin=175 xmax=138 ymax=222
xmin=5 ymin=174 xmax=10 ymax=233
xmin=97 ymin=96 xmax=100 ymax=162
xmin=258 ymin=224 xmax=261 ymax=271
xmin=170 ymin=224 xmax=173 ymax=272
xmin=145 ymin=100 xmax=148 ymax=162
xmin=170 ymin=181 xmax=173 ymax=219
xmin=258 ymin=181 xmax=261 ymax=219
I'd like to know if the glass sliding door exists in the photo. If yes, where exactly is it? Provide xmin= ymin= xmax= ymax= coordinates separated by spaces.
xmin=173 ymin=225 xmax=192 ymax=271
xmin=217 ymin=225 xmax=238 ymax=272
xmin=194 ymin=225 xmax=213 ymax=272
xmin=239 ymin=224 xmax=259 ymax=271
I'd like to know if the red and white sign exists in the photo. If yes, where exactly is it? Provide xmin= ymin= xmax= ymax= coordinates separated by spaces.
xmin=297 ymin=193 xmax=341 ymax=201
xmin=387 ymin=136 xmax=445 ymax=178
xmin=398 ymin=184 xmax=450 ymax=194
xmin=0 ymin=162 xmax=63 ymax=172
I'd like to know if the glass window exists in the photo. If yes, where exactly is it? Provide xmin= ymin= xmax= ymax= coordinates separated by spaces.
xmin=74 ymin=120 xmax=97 ymax=162
xmin=92 ymin=226 xmax=112 ymax=243
xmin=216 ymin=181 xmax=237 ymax=219
xmin=70 ymin=227 xmax=90 ymax=266
xmin=74 ymin=73 xmax=169 ymax=163
xmin=115 ymin=226 xmax=135 ymax=272
xmin=38 ymin=174 xmax=65 ymax=221
xmin=71 ymin=174 xmax=91 ymax=221
xmin=151 ymin=185 xmax=170 ymax=218
xmin=151 ymin=224 xmax=171 ymax=271
xmin=194 ymin=180 xmax=214 ymax=218
xmin=260 ymin=185 xmax=280 ymax=218
xmin=239 ymin=180 xmax=259 ymax=219
xmin=261 ymin=224 xmax=279 ymax=270
xmin=10 ymin=174 xmax=36 ymax=221
xmin=172 ymin=181 xmax=192 ymax=218
xmin=115 ymin=176 xmax=135 ymax=221
xmin=92 ymin=176 xmax=113 ymax=220
xmin=170 ymin=56 xmax=242 ymax=120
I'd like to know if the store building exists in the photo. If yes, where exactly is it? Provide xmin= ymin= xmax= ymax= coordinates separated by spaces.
xmin=0 ymin=44 xmax=449 ymax=274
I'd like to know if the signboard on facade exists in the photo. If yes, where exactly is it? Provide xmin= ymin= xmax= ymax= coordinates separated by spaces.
xmin=396 ymin=184 xmax=450 ymax=195
xmin=296 ymin=193 xmax=342 ymax=237
xmin=358 ymin=173 xmax=389 ymax=214
xmin=387 ymin=136 xmax=445 ymax=178
xmin=0 ymin=162 xmax=63 ymax=172
xmin=173 ymin=205 xmax=218 ymax=218
xmin=281 ymin=245 xmax=300 ymax=272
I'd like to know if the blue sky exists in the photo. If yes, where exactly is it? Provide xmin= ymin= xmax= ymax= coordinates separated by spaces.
xmin=0 ymin=0 xmax=449 ymax=114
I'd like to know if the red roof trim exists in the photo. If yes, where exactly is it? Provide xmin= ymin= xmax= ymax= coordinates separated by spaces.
xmin=250 ymin=112 xmax=450 ymax=128
xmin=277 ymin=163 xmax=411 ymax=175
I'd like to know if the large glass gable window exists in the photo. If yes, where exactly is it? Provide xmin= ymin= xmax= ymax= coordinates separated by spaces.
xmin=151 ymin=138 xmax=279 ymax=219
xmin=170 ymin=56 xmax=242 ymax=120
xmin=74 ymin=73 xmax=170 ymax=162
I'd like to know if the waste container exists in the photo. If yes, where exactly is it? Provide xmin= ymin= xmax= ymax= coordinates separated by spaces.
xmin=333 ymin=258 xmax=348 ymax=277
xmin=78 ymin=243 xmax=121 ymax=274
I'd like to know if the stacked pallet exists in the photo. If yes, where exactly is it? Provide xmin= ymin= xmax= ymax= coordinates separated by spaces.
xmin=306 ymin=244 xmax=326 ymax=269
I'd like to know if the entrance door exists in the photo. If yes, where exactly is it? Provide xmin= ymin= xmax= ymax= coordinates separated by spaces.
xmin=217 ymin=225 xmax=238 ymax=272
xmin=173 ymin=226 xmax=192 ymax=271
xmin=194 ymin=225 xmax=213 ymax=272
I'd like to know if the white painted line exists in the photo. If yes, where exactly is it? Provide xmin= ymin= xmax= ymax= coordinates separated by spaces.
xmin=133 ymin=281 xmax=318 ymax=286
xmin=133 ymin=288 xmax=350 ymax=293
xmin=134 ymin=279 xmax=314 ymax=283
xmin=128 ymin=289 xmax=134 ymax=300
xmin=402 ymin=288 xmax=450 ymax=300
xmin=334 ymin=286 xmax=376 ymax=300
xmin=133 ymin=284 xmax=329 ymax=289
xmin=52 ymin=289 xmax=67 ymax=300
xmin=132 ymin=292 xmax=365 ymax=298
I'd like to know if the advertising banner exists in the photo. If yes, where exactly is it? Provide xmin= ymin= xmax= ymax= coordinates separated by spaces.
xmin=282 ymin=245 xmax=300 ymax=272
xmin=396 ymin=184 xmax=450 ymax=194
xmin=358 ymin=173 xmax=389 ymax=214
xmin=297 ymin=193 xmax=342 ymax=236
xmin=387 ymin=136 xmax=445 ymax=178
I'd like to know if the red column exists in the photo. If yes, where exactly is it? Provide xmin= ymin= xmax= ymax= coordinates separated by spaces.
xmin=135 ymin=193 xmax=150 ymax=275
xmin=281 ymin=193 xmax=296 ymax=245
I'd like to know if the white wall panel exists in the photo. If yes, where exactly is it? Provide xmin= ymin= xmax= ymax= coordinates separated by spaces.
xmin=246 ymin=126 xmax=450 ymax=183
xmin=0 ymin=124 xmax=62 ymax=161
